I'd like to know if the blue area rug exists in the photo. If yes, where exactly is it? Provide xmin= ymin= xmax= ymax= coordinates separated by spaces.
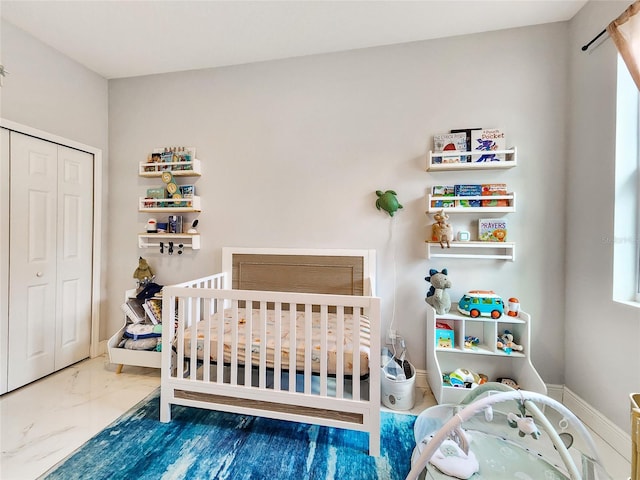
xmin=42 ymin=389 xmax=416 ymax=479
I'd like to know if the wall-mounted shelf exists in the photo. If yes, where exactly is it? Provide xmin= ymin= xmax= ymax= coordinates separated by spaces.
xmin=426 ymin=241 xmax=515 ymax=261
xmin=427 ymin=192 xmax=516 ymax=213
xmin=427 ymin=147 xmax=517 ymax=171
xmin=139 ymin=159 xmax=202 ymax=177
xmin=139 ymin=196 xmax=201 ymax=213
xmin=138 ymin=233 xmax=201 ymax=250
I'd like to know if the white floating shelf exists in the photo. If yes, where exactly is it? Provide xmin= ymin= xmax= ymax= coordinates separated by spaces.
xmin=139 ymin=159 xmax=202 ymax=177
xmin=427 ymin=192 xmax=516 ymax=213
xmin=139 ymin=195 xmax=201 ymax=212
xmin=426 ymin=241 xmax=515 ymax=261
xmin=427 ymin=147 xmax=517 ymax=171
xmin=138 ymin=233 xmax=201 ymax=250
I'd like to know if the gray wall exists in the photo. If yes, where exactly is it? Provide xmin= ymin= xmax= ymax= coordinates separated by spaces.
xmin=0 ymin=19 xmax=110 ymax=339
xmin=566 ymin=0 xmax=640 ymax=432
xmin=109 ymin=22 xmax=569 ymax=387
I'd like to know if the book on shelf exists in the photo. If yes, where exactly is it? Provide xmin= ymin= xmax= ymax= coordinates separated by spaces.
xmin=431 ymin=185 xmax=456 ymax=208
xmin=450 ymin=128 xmax=481 ymax=162
xmin=143 ymin=298 xmax=162 ymax=325
xmin=471 ymin=128 xmax=506 ymax=162
xmin=478 ymin=218 xmax=508 ymax=242
xmin=481 ymin=183 xmax=509 ymax=207
xmin=121 ymin=298 xmax=147 ymax=324
xmin=455 ymin=184 xmax=482 ymax=207
xmin=432 ymin=132 xmax=467 ymax=163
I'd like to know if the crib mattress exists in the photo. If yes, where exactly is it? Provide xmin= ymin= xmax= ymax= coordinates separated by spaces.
xmin=181 ymin=307 xmax=371 ymax=376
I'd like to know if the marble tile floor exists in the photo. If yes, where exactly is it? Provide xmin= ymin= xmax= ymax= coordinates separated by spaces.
xmin=0 ymin=355 xmax=631 ymax=480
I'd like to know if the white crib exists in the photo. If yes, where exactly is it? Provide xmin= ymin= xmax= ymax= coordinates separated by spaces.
xmin=159 ymin=247 xmax=382 ymax=456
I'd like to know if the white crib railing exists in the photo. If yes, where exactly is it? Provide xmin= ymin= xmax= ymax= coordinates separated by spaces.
xmin=159 ymin=273 xmax=381 ymax=456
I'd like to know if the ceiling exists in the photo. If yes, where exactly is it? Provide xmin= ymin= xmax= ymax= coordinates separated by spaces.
xmin=0 ymin=0 xmax=588 ymax=80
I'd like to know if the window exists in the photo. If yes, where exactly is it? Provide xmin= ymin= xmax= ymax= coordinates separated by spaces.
xmin=613 ymin=55 xmax=640 ymax=304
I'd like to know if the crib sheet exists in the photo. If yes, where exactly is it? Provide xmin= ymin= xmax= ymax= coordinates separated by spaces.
xmin=181 ymin=307 xmax=371 ymax=376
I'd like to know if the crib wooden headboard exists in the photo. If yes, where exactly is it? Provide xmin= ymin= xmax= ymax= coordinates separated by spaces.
xmin=221 ymin=247 xmax=376 ymax=296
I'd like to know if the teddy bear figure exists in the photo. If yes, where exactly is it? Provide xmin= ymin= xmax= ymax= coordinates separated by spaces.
xmin=431 ymin=209 xmax=453 ymax=248
xmin=425 ymin=268 xmax=452 ymax=314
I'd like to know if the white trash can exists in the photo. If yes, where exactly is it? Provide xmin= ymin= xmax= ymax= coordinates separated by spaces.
xmin=381 ymin=361 xmax=416 ymax=411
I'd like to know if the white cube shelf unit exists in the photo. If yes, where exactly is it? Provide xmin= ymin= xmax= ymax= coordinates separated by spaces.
xmin=426 ymin=304 xmax=546 ymax=404
xmin=426 ymin=147 xmax=517 ymax=171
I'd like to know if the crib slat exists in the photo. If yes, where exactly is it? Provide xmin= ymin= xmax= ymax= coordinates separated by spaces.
xmin=273 ymin=302 xmax=282 ymax=391
xmin=336 ymin=306 xmax=345 ymax=399
xmin=259 ymin=301 xmax=267 ymax=389
xmin=189 ymin=297 xmax=198 ymax=381
xmin=289 ymin=304 xmax=296 ymax=393
xmin=245 ymin=306 xmax=253 ymax=388
xmin=203 ymin=298 xmax=211 ymax=383
xmin=320 ymin=305 xmax=328 ymax=397
xmin=352 ymin=306 xmax=361 ymax=400
xmin=304 ymin=304 xmax=312 ymax=395
xmin=216 ymin=297 xmax=225 ymax=383
xmin=175 ymin=297 xmax=185 ymax=379
xmin=230 ymin=301 xmax=239 ymax=385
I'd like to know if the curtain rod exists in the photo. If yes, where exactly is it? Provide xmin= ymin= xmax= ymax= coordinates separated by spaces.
xmin=581 ymin=28 xmax=607 ymax=51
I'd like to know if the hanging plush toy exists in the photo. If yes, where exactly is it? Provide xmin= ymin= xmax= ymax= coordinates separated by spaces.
xmin=375 ymin=190 xmax=403 ymax=217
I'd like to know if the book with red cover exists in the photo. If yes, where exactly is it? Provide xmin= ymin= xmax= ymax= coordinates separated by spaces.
xmin=481 ymin=183 xmax=509 ymax=207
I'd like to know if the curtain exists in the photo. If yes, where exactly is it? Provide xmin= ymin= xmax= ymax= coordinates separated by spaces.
xmin=607 ymin=0 xmax=640 ymax=90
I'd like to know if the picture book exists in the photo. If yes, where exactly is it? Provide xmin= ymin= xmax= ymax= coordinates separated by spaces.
xmin=121 ymin=298 xmax=147 ymax=324
xmin=455 ymin=184 xmax=482 ymax=207
xmin=481 ymin=183 xmax=509 ymax=207
xmin=143 ymin=298 xmax=162 ymax=325
xmin=478 ymin=218 xmax=508 ymax=242
xmin=471 ymin=129 xmax=506 ymax=162
xmin=433 ymin=132 xmax=467 ymax=163
xmin=450 ymin=128 xmax=481 ymax=161
xmin=431 ymin=185 xmax=456 ymax=208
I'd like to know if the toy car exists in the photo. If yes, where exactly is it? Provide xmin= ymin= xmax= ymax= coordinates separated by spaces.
xmin=458 ymin=290 xmax=504 ymax=318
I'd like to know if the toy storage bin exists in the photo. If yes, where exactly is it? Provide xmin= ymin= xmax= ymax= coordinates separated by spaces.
xmin=632 ymin=393 xmax=640 ymax=480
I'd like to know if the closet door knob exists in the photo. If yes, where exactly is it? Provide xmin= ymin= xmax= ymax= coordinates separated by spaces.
xmin=36 ymin=272 xmax=43 ymax=277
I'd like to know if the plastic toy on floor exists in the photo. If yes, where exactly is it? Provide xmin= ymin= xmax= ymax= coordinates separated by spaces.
xmin=406 ymin=383 xmax=612 ymax=480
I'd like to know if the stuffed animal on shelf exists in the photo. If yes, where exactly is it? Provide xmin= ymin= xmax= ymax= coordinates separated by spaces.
xmin=431 ymin=209 xmax=453 ymax=248
xmin=425 ymin=268 xmax=452 ymax=314
xmin=497 ymin=330 xmax=523 ymax=355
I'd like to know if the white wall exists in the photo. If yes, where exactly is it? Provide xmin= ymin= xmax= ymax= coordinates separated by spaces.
xmin=567 ymin=0 xmax=640 ymax=433
xmin=0 ymin=20 xmax=110 ymax=339
xmin=109 ymin=22 xmax=569 ymax=386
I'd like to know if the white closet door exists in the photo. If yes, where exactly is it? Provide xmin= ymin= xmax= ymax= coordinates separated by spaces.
xmin=55 ymin=145 xmax=93 ymax=369
xmin=8 ymin=133 xmax=59 ymax=390
xmin=0 ymin=128 xmax=10 ymax=394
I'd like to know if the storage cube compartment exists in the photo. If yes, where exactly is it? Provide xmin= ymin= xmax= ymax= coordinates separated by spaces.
xmin=435 ymin=321 xmax=455 ymax=349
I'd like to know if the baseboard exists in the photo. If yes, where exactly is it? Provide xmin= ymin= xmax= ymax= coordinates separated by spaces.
xmin=95 ymin=339 xmax=107 ymax=357
xmin=415 ymin=368 xmax=428 ymax=391
xmin=562 ymin=386 xmax=631 ymax=462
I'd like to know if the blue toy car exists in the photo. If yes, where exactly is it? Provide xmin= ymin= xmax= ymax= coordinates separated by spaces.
xmin=458 ymin=290 xmax=504 ymax=319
